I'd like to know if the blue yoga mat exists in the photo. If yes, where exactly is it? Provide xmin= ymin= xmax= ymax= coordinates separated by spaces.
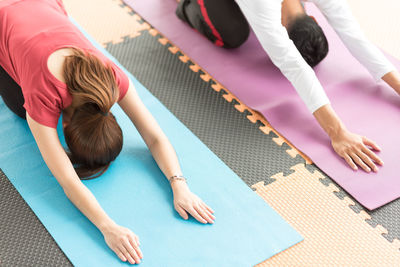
xmin=0 ymin=21 xmax=302 ymax=266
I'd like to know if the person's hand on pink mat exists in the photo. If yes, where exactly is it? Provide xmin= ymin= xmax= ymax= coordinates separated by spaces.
xmin=314 ymin=104 xmax=383 ymax=172
xmin=330 ymin=130 xmax=383 ymax=172
xmin=102 ymin=223 xmax=143 ymax=265
xmin=171 ymin=179 xmax=215 ymax=224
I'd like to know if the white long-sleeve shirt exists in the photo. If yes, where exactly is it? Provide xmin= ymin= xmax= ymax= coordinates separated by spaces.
xmin=234 ymin=0 xmax=396 ymax=113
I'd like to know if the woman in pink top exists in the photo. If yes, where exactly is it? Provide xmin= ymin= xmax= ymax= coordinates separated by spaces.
xmin=0 ymin=0 xmax=215 ymax=264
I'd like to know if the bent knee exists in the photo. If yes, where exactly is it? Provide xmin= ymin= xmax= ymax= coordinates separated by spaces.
xmin=220 ymin=22 xmax=250 ymax=48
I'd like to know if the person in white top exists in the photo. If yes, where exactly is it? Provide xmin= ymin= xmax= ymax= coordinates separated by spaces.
xmin=176 ymin=0 xmax=400 ymax=173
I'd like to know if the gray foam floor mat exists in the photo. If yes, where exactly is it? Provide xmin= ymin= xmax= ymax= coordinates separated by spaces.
xmin=0 ymin=170 xmax=72 ymax=267
xmin=0 ymin=14 xmax=399 ymax=266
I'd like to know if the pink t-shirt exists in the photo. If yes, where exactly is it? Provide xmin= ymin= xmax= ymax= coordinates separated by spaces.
xmin=0 ymin=0 xmax=129 ymax=128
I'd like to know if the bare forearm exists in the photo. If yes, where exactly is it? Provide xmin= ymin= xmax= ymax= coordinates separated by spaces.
xmin=119 ymin=81 xmax=185 ymax=189
xmin=313 ymin=104 xmax=382 ymax=172
xmin=382 ymin=70 xmax=400 ymax=94
xmin=64 ymin=181 xmax=115 ymax=233
xmin=44 ymin=152 xmax=116 ymax=233
xmin=313 ymin=104 xmax=346 ymax=139
xmin=148 ymin=137 xmax=183 ymax=180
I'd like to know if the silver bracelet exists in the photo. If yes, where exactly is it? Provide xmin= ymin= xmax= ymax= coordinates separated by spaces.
xmin=168 ymin=174 xmax=187 ymax=183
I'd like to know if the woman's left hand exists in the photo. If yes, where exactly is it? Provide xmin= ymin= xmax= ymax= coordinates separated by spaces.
xmin=171 ymin=181 xmax=215 ymax=224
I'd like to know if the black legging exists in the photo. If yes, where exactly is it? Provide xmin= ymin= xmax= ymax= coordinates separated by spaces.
xmin=176 ymin=0 xmax=250 ymax=48
xmin=0 ymin=65 xmax=26 ymax=119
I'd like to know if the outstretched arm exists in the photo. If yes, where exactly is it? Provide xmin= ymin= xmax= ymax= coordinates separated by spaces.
xmin=27 ymin=114 xmax=142 ymax=265
xmin=235 ymin=0 xmax=382 ymax=171
xmin=118 ymin=79 xmax=215 ymax=224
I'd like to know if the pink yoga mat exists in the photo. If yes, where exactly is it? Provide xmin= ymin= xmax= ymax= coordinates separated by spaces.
xmin=125 ymin=0 xmax=400 ymax=210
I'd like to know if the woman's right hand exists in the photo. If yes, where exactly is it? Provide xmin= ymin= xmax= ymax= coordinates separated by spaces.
xmin=102 ymin=223 xmax=143 ymax=265
xmin=330 ymin=129 xmax=383 ymax=172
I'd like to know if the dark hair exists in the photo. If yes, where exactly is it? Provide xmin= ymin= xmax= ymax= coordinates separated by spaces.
xmin=287 ymin=14 xmax=329 ymax=67
xmin=63 ymin=48 xmax=123 ymax=179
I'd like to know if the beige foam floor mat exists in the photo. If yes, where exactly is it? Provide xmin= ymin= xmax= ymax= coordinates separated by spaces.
xmin=254 ymin=164 xmax=400 ymax=266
